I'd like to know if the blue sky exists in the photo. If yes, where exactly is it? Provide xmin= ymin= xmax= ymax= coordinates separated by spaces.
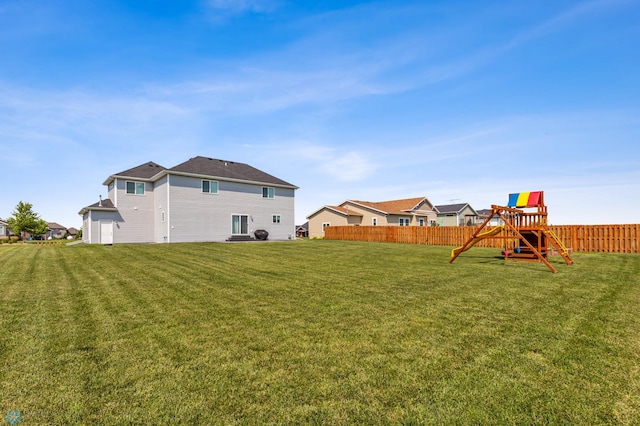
xmin=1 ymin=0 xmax=638 ymax=228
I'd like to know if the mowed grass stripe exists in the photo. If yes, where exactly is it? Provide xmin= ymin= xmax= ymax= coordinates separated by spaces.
xmin=0 ymin=242 xmax=639 ymax=424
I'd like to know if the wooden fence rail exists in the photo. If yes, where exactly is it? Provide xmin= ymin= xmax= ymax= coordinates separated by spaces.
xmin=324 ymin=224 xmax=640 ymax=254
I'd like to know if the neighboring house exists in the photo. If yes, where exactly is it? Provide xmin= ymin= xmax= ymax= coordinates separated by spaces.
xmin=307 ymin=197 xmax=437 ymax=238
xmin=0 ymin=219 xmax=8 ymax=237
xmin=47 ymin=222 xmax=67 ymax=239
xmin=475 ymin=209 xmax=503 ymax=226
xmin=296 ymin=222 xmax=308 ymax=238
xmin=67 ymin=227 xmax=79 ymax=238
xmin=79 ymin=156 xmax=298 ymax=244
xmin=435 ymin=203 xmax=478 ymax=226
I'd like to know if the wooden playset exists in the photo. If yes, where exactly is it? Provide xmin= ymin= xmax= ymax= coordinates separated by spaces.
xmin=449 ymin=191 xmax=573 ymax=273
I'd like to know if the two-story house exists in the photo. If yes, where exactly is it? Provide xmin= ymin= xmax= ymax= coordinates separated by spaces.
xmin=79 ymin=156 xmax=298 ymax=244
xmin=307 ymin=197 xmax=437 ymax=239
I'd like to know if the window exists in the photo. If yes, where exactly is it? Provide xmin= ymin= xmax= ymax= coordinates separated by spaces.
xmin=262 ymin=187 xmax=275 ymax=199
xmin=0 ymin=225 xmax=4 ymax=235
xmin=418 ymin=218 xmax=425 ymax=226
xmin=399 ymin=218 xmax=410 ymax=226
xmin=272 ymin=215 xmax=281 ymax=224
xmin=232 ymin=215 xmax=249 ymax=235
xmin=322 ymin=222 xmax=330 ymax=232
xmin=202 ymin=180 xmax=219 ymax=194
xmin=126 ymin=181 xmax=145 ymax=195
xmin=372 ymin=217 xmax=378 ymax=226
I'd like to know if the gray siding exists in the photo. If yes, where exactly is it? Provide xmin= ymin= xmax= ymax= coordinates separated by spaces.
xmin=82 ymin=215 xmax=90 ymax=243
xmin=107 ymin=181 xmax=116 ymax=204
xmin=112 ymin=178 xmax=155 ymax=243
xmin=154 ymin=176 xmax=169 ymax=243
xmin=84 ymin=210 xmax=119 ymax=243
xmin=85 ymin=169 xmax=296 ymax=244
xmin=168 ymin=175 xmax=295 ymax=242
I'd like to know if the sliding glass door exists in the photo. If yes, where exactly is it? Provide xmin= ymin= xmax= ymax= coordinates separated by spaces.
xmin=232 ymin=215 xmax=249 ymax=235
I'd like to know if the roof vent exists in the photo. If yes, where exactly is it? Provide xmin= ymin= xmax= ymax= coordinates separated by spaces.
xmin=99 ymin=195 xmax=102 ymax=207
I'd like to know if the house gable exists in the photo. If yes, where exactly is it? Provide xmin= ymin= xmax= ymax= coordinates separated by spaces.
xmin=103 ymin=161 xmax=166 ymax=185
xmin=435 ymin=203 xmax=478 ymax=226
xmin=306 ymin=205 xmax=363 ymax=237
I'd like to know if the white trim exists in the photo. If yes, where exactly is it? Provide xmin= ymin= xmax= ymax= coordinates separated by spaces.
xmin=322 ymin=222 xmax=331 ymax=233
xmin=87 ymin=211 xmax=92 ymax=243
xmin=100 ymin=220 xmax=114 ymax=244
xmin=231 ymin=214 xmax=250 ymax=235
xmin=126 ymin=180 xmax=145 ymax=195
xmin=262 ymin=186 xmax=275 ymax=199
xmin=201 ymin=179 xmax=219 ymax=194
xmin=167 ymin=174 xmax=171 ymax=243
xmin=134 ymin=169 xmax=298 ymax=190
xmin=114 ymin=178 xmax=118 ymax=206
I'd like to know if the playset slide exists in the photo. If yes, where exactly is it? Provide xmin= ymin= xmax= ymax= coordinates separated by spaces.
xmin=450 ymin=226 xmax=504 ymax=259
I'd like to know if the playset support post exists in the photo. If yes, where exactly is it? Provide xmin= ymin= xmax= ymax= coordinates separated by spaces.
xmin=449 ymin=191 xmax=573 ymax=273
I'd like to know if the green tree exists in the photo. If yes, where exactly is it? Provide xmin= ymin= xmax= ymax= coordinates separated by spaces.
xmin=6 ymin=201 xmax=41 ymax=241
xmin=32 ymin=219 xmax=50 ymax=239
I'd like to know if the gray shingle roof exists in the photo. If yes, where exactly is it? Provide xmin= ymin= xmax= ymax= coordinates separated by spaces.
xmin=87 ymin=198 xmax=115 ymax=209
xmin=169 ymin=156 xmax=296 ymax=187
xmin=435 ymin=203 xmax=468 ymax=214
xmin=80 ymin=198 xmax=116 ymax=213
xmin=114 ymin=161 xmax=166 ymax=179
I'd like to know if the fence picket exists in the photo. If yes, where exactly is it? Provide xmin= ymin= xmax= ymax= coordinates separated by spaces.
xmin=323 ymin=224 xmax=640 ymax=253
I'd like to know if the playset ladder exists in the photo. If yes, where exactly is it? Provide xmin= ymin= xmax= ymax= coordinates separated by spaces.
xmin=546 ymin=229 xmax=574 ymax=265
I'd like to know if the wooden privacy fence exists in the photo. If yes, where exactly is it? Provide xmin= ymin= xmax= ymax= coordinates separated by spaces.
xmin=324 ymin=224 xmax=640 ymax=254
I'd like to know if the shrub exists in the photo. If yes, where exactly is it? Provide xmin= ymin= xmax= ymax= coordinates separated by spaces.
xmin=9 ymin=236 xmax=20 ymax=243
xmin=0 ymin=237 xmax=7 ymax=244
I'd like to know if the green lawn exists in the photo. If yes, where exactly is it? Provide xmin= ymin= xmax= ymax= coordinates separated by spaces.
xmin=1 ymin=241 xmax=639 ymax=424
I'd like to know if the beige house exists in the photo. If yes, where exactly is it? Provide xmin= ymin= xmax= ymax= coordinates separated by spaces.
xmin=434 ymin=203 xmax=478 ymax=226
xmin=307 ymin=197 xmax=437 ymax=238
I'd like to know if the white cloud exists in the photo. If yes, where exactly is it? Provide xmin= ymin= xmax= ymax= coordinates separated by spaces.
xmin=319 ymin=151 xmax=376 ymax=182
xmin=287 ymin=142 xmax=377 ymax=182
xmin=0 ymin=82 xmax=203 ymax=165
xmin=147 ymin=63 xmax=393 ymax=116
